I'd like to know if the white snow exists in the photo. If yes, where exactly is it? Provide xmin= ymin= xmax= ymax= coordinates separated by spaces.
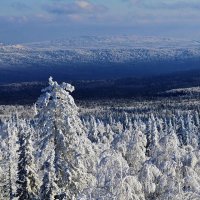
xmin=0 ymin=78 xmax=200 ymax=199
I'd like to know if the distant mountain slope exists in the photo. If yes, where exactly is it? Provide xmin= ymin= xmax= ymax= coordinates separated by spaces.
xmin=1 ymin=36 xmax=200 ymax=83
xmin=24 ymin=36 xmax=200 ymax=49
xmin=164 ymin=87 xmax=200 ymax=96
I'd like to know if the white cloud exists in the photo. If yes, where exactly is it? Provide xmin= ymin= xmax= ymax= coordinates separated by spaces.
xmin=76 ymin=0 xmax=91 ymax=9
xmin=43 ymin=1 xmax=107 ymax=16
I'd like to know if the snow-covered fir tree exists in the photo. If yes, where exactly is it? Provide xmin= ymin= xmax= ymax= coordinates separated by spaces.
xmin=34 ymin=77 xmax=96 ymax=199
xmin=0 ymin=115 xmax=19 ymax=199
xmin=16 ymin=119 xmax=39 ymax=200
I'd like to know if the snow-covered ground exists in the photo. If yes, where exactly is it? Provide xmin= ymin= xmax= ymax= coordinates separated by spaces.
xmin=165 ymin=86 xmax=200 ymax=95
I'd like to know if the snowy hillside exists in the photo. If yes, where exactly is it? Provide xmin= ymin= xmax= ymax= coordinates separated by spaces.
xmin=0 ymin=36 xmax=200 ymax=68
xmin=165 ymin=87 xmax=200 ymax=96
xmin=0 ymin=78 xmax=200 ymax=199
xmin=24 ymin=36 xmax=200 ymax=49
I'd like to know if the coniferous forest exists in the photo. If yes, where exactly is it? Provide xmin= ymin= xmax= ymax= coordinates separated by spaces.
xmin=0 ymin=77 xmax=200 ymax=200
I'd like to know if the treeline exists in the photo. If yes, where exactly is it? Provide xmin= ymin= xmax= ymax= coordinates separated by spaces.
xmin=0 ymin=78 xmax=200 ymax=199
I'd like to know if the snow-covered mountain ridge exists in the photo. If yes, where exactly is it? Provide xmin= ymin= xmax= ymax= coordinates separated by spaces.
xmin=165 ymin=87 xmax=200 ymax=96
xmin=1 ymin=36 xmax=200 ymax=67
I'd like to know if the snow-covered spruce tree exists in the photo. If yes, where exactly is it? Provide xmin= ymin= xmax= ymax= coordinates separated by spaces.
xmin=112 ymin=120 xmax=147 ymax=174
xmin=93 ymin=149 xmax=145 ymax=200
xmin=0 ymin=115 xmax=20 ymax=199
xmin=152 ymin=121 xmax=182 ymax=199
xmin=147 ymin=115 xmax=160 ymax=157
xmin=16 ymin=119 xmax=40 ymax=200
xmin=7 ymin=115 xmax=20 ymax=200
xmin=139 ymin=162 xmax=161 ymax=199
xmin=0 ymin=114 xmax=38 ymax=200
xmin=140 ymin=114 xmax=159 ymax=157
xmin=34 ymin=77 xmax=96 ymax=199
xmin=87 ymin=116 xmax=99 ymax=143
xmin=186 ymin=113 xmax=198 ymax=148
xmin=0 ymin=120 xmax=11 ymax=199
xmin=127 ymin=120 xmax=147 ymax=174
xmin=177 ymin=117 xmax=187 ymax=146
xmin=145 ymin=117 xmax=153 ymax=156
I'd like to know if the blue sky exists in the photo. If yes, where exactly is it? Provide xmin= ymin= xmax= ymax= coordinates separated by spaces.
xmin=0 ymin=0 xmax=200 ymax=43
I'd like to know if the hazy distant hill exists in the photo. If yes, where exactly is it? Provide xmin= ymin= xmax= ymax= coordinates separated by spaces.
xmin=1 ymin=36 xmax=200 ymax=83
